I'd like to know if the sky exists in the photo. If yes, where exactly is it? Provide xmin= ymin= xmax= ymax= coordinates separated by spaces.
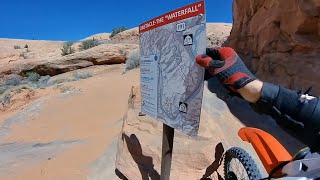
xmin=0 ymin=0 xmax=233 ymax=41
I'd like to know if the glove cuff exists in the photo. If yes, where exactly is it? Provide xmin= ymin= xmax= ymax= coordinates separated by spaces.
xmin=223 ymin=72 xmax=256 ymax=89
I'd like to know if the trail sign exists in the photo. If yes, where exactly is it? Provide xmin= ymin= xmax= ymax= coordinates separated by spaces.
xmin=139 ymin=1 xmax=206 ymax=179
xmin=139 ymin=1 xmax=206 ymax=137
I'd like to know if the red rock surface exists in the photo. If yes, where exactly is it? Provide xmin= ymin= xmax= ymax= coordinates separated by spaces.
xmin=0 ymin=40 xmax=137 ymax=77
xmin=115 ymin=82 xmax=304 ymax=179
xmin=225 ymin=0 xmax=320 ymax=94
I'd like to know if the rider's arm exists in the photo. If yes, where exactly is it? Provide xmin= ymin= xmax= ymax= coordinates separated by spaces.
xmin=239 ymin=79 xmax=320 ymax=128
xmin=196 ymin=47 xmax=320 ymax=150
xmin=237 ymin=80 xmax=263 ymax=103
xmin=239 ymin=79 xmax=320 ymax=124
xmin=240 ymin=79 xmax=320 ymax=150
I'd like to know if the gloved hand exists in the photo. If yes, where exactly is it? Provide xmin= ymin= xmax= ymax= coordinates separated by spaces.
xmin=196 ymin=47 xmax=256 ymax=91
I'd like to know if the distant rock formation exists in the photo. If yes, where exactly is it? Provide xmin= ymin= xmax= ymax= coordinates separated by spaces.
xmin=0 ymin=43 xmax=137 ymax=77
xmin=0 ymin=23 xmax=231 ymax=78
xmin=206 ymin=23 xmax=232 ymax=47
xmin=108 ymin=24 xmax=232 ymax=46
xmin=110 ymin=28 xmax=140 ymax=44
xmin=225 ymin=0 xmax=320 ymax=94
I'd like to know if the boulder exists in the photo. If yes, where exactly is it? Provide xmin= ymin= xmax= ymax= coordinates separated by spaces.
xmin=110 ymin=28 xmax=140 ymax=44
xmin=206 ymin=23 xmax=232 ymax=47
xmin=115 ymin=86 xmax=227 ymax=179
xmin=225 ymin=0 xmax=320 ymax=94
xmin=82 ymin=33 xmax=111 ymax=41
xmin=115 ymin=80 xmax=304 ymax=179
xmin=109 ymin=23 xmax=232 ymax=46
xmin=0 ymin=43 xmax=138 ymax=77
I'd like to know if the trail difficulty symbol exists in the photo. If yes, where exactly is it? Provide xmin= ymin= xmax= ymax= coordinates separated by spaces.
xmin=179 ymin=102 xmax=188 ymax=113
xmin=183 ymin=34 xmax=193 ymax=46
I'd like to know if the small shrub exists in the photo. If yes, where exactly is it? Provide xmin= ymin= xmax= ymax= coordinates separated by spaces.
xmin=61 ymin=42 xmax=75 ymax=56
xmin=79 ymin=38 xmax=100 ymax=51
xmin=47 ymin=78 xmax=72 ymax=86
xmin=125 ymin=49 xmax=140 ymax=71
xmin=0 ymin=85 xmax=33 ymax=109
xmin=26 ymin=72 xmax=41 ymax=82
xmin=0 ymin=94 xmax=10 ymax=107
xmin=57 ymin=85 xmax=75 ymax=93
xmin=0 ymin=85 xmax=10 ymax=94
xmin=20 ymin=51 xmax=28 ymax=59
xmin=36 ymin=75 xmax=51 ymax=88
xmin=110 ymin=26 xmax=128 ymax=38
xmin=73 ymin=71 xmax=92 ymax=80
xmin=14 ymin=45 xmax=21 ymax=49
xmin=119 ymin=49 xmax=126 ymax=56
xmin=5 ymin=74 xmax=22 ymax=86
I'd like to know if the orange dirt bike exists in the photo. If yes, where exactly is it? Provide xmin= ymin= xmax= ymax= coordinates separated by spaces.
xmin=224 ymin=127 xmax=320 ymax=180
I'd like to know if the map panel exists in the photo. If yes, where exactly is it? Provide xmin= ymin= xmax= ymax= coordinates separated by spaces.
xmin=139 ymin=1 xmax=206 ymax=136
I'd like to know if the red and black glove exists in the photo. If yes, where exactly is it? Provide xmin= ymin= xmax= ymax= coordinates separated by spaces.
xmin=196 ymin=47 xmax=256 ymax=91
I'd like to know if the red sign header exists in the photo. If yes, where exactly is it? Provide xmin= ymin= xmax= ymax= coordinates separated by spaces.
xmin=139 ymin=1 xmax=205 ymax=33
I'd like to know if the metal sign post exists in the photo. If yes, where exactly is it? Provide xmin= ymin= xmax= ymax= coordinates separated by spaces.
xmin=160 ymin=124 xmax=175 ymax=180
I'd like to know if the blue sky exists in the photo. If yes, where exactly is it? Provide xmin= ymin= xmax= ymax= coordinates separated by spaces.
xmin=0 ymin=0 xmax=233 ymax=41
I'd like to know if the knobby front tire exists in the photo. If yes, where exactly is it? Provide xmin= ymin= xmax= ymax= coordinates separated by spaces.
xmin=224 ymin=147 xmax=261 ymax=180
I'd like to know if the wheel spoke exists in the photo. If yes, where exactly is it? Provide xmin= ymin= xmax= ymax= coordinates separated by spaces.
xmin=224 ymin=148 xmax=261 ymax=180
xmin=229 ymin=158 xmax=249 ymax=180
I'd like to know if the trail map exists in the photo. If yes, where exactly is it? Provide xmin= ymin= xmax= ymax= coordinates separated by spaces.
xmin=139 ymin=1 xmax=206 ymax=136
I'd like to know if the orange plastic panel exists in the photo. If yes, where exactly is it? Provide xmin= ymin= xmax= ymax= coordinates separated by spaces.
xmin=238 ymin=127 xmax=293 ymax=174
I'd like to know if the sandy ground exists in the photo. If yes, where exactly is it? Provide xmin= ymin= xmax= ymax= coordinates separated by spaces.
xmin=0 ymin=65 xmax=139 ymax=180
xmin=0 ymin=65 xmax=305 ymax=180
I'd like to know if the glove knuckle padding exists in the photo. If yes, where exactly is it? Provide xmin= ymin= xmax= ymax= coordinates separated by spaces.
xmin=215 ymin=51 xmax=256 ymax=89
xmin=197 ymin=47 xmax=255 ymax=89
xmin=206 ymin=48 xmax=221 ymax=60
xmin=216 ymin=47 xmax=235 ymax=60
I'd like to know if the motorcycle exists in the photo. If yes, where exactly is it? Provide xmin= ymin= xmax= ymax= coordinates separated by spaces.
xmin=224 ymin=127 xmax=320 ymax=180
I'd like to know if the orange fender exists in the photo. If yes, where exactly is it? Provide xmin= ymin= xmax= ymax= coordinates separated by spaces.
xmin=238 ymin=127 xmax=292 ymax=174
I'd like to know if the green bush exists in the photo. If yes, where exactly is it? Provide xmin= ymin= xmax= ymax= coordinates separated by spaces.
xmin=0 ymin=94 xmax=10 ymax=107
xmin=14 ymin=45 xmax=21 ymax=49
xmin=61 ymin=42 xmax=75 ymax=56
xmin=79 ymin=38 xmax=100 ymax=51
xmin=35 ymin=75 xmax=51 ymax=88
xmin=73 ymin=71 xmax=92 ymax=80
xmin=0 ymin=85 xmax=32 ymax=108
xmin=110 ymin=26 xmax=128 ymax=38
xmin=20 ymin=51 xmax=28 ymax=59
xmin=0 ymin=84 xmax=11 ymax=94
xmin=26 ymin=72 xmax=41 ymax=82
xmin=5 ymin=74 xmax=22 ymax=86
xmin=46 ymin=78 xmax=73 ymax=86
xmin=119 ymin=49 xmax=126 ymax=56
xmin=57 ymin=85 xmax=75 ymax=93
xmin=125 ymin=49 xmax=140 ymax=71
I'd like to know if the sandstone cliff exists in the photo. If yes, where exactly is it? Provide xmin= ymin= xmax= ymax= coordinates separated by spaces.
xmin=225 ymin=0 xmax=320 ymax=94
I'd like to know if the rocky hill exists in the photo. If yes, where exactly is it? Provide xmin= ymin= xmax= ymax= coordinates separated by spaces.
xmin=0 ymin=23 xmax=231 ymax=79
xmin=225 ymin=0 xmax=320 ymax=94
